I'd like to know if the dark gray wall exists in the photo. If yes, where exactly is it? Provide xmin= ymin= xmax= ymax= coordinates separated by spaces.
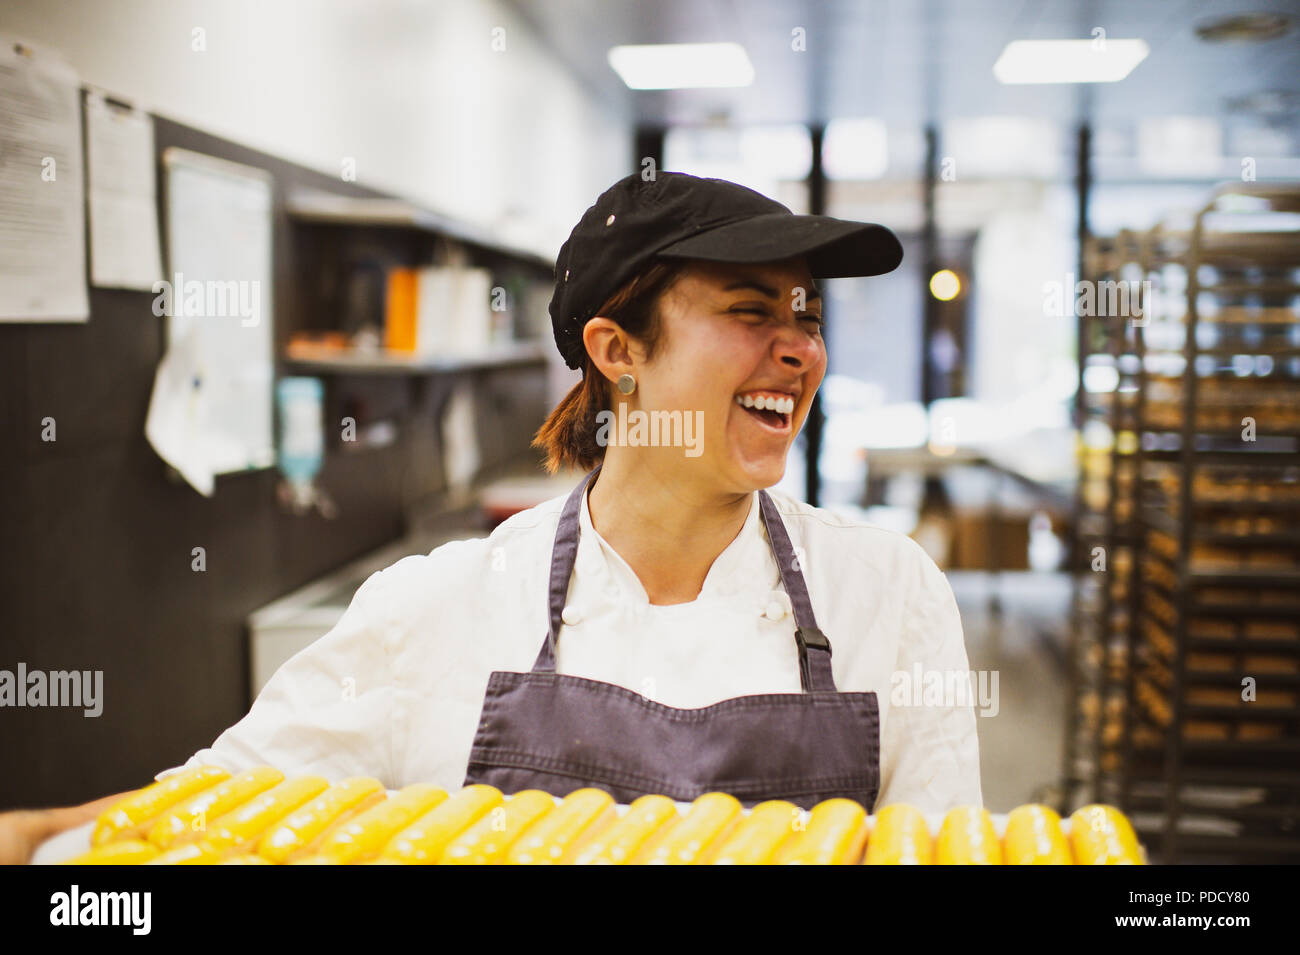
xmin=0 ymin=104 xmax=549 ymax=810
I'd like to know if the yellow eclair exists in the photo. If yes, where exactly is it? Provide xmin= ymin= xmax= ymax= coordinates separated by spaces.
xmin=506 ymin=788 xmax=616 ymax=865
xmin=92 ymin=766 xmax=230 ymax=846
xmin=379 ymin=785 xmax=504 ymax=864
xmin=439 ymin=790 xmax=557 ymax=864
xmin=63 ymin=839 xmax=160 ymax=865
xmin=315 ymin=784 xmax=448 ymax=864
xmin=147 ymin=842 xmax=223 ymax=865
xmin=572 ymin=794 xmax=679 ymax=865
xmin=1004 ymin=804 xmax=1071 ymax=865
xmin=147 ymin=767 xmax=284 ymax=850
xmin=935 ymin=806 xmax=1002 ymax=864
xmin=864 ymin=804 xmax=932 ymax=865
xmin=202 ymin=776 xmax=330 ymax=854
xmin=1068 ymin=804 xmax=1143 ymax=864
xmin=774 ymin=798 xmax=869 ymax=865
xmin=256 ymin=777 xmax=386 ymax=864
xmin=635 ymin=792 xmax=742 ymax=865
xmin=709 ymin=800 xmax=800 ymax=865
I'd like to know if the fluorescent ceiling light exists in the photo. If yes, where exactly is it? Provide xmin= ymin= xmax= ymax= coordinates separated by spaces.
xmin=946 ymin=116 xmax=1062 ymax=178
xmin=740 ymin=125 xmax=812 ymax=180
xmin=993 ymin=39 xmax=1149 ymax=84
xmin=1138 ymin=116 xmax=1222 ymax=176
xmin=608 ymin=43 xmax=754 ymax=89
xmin=824 ymin=118 xmax=889 ymax=180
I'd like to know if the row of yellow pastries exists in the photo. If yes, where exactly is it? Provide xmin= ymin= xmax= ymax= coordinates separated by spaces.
xmin=66 ymin=766 xmax=1144 ymax=865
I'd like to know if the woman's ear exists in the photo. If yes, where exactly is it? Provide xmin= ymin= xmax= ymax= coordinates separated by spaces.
xmin=583 ymin=317 xmax=636 ymax=385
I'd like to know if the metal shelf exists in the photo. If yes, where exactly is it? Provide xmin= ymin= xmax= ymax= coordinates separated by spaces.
xmin=1191 ymin=600 xmax=1300 ymax=618
xmin=1187 ymin=635 xmax=1300 ymax=654
xmin=1139 ymin=444 xmax=1300 ymax=461
xmin=1141 ymin=660 xmax=1300 ymax=690
xmin=1188 ymin=282 xmax=1300 ymax=296
xmin=1142 ymin=497 xmax=1300 ymax=517
xmin=1139 ymin=561 xmax=1300 ymax=586
xmin=1068 ymin=183 xmax=1300 ymax=862
xmin=1126 ymin=798 xmax=1300 ymax=824
xmin=282 ymin=340 xmax=550 ymax=376
xmin=1124 ymin=761 xmax=1300 ymax=787
xmin=1137 ymin=832 xmax=1300 ymax=859
xmin=1140 ymin=504 xmax=1300 ymax=545
xmin=284 ymin=190 xmax=554 ymax=271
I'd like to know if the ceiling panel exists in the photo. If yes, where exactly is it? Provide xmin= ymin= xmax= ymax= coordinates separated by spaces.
xmin=507 ymin=0 xmax=1300 ymax=131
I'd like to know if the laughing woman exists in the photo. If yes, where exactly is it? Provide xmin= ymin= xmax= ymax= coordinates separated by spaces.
xmin=5 ymin=171 xmax=981 ymax=861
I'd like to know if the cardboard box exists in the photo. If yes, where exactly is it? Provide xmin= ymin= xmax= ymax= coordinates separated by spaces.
xmin=950 ymin=511 xmax=1031 ymax=570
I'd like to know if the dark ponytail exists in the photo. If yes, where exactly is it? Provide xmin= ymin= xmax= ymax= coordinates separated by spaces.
xmin=533 ymin=260 xmax=685 ymax=473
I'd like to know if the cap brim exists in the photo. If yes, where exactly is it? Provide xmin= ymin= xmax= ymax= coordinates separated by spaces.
xmin=654 ymin=213 xmax=903 ymax=278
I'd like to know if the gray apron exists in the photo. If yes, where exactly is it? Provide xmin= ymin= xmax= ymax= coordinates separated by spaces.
xmin=463 ymin=466 xmax=881 ymax=811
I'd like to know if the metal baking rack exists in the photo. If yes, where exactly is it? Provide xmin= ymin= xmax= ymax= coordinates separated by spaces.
xmin=1063 ymin=228 xmax=1145 ymax=812
xmin=1120 ymin=183 xmax=1300 ymax=863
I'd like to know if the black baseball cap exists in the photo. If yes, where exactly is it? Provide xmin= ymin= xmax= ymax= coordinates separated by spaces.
xmin=550 ymin=170 xmax=903 ymax=370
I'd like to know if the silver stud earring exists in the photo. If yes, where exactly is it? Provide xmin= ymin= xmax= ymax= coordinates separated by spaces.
xmin=616 ymin=373 xmax=636 ymax=395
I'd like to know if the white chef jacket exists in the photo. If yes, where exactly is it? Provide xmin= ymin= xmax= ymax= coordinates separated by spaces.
xmin=161 ymin=484 xmax=984 ymax=814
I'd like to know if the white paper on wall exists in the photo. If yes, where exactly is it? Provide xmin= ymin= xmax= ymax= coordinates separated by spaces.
xmin=85 ymin=88 xmax=163 ymax=290
xmin=0 ymin=37 xmax=89 ymax=321
xmin=145 ymin=148 xmax=275 ymax=493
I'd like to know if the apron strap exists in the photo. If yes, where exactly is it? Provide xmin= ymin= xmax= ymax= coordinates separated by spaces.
xmin=531 ymin=466 xmax=838 ymax=693
xmin=531 ymin=465 xmax=598 ymax=673
xmin=757 ymin=489 xmax=837 ymax=692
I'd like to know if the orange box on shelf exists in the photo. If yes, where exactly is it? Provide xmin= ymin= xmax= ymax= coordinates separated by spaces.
xmin=384 ymin=267 xmax=419 ymax=353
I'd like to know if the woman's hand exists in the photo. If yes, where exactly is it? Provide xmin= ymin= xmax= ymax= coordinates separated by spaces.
xmin=0 ymin=809 xmax=59 ymax=865
xmin=0 ymin=790 xmax=138 ymax=864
